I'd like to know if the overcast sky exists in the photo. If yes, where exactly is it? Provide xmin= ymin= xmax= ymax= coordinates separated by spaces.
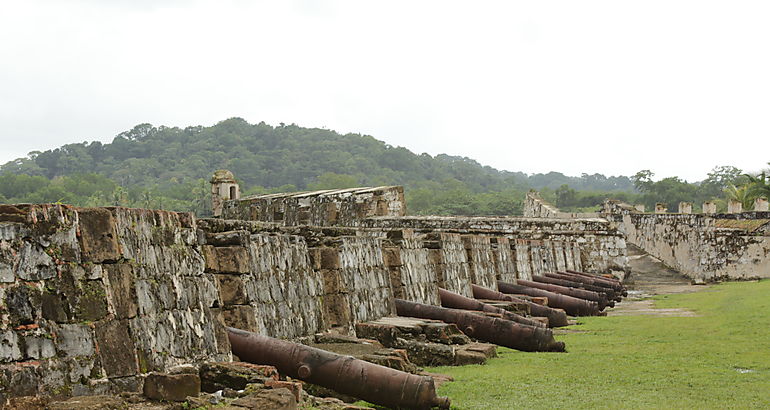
xmin=1 ymin=1 xmax=768 ymax=182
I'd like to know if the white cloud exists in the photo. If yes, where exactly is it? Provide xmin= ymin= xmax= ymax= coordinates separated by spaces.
xmin=1 ymin=1 xmax=768 ymax=181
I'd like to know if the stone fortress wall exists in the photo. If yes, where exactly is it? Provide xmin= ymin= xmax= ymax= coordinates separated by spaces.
xmin=0 ymin=176 xmax=630 ymax=399
xmin=0 ymin=204 xmax=230 ymax=399
xmin=603 ymin=201 xmax=770 ymax=282
xmin=523 ymin=192 xmax=770 ymax=283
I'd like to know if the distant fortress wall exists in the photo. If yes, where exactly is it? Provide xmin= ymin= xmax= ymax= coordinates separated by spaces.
xmin=603 ymin=201 xmax=770 ymax=282
xmin=523 ymin=191 xmax=770 ymax=282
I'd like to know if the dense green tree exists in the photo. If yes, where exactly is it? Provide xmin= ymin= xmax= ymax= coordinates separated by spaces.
xmin=0 ymin=118 xmax=751 ymax=216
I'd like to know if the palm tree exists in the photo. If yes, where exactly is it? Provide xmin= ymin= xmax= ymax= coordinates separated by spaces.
xmin=744 ymin=166 xmax=770 ymax=203
xmin=724 ymin=184 xmax=754 ymax=210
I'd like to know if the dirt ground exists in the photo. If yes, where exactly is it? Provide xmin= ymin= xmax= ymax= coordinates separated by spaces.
xmin=608 ymin=244 xmax=704 ymax=317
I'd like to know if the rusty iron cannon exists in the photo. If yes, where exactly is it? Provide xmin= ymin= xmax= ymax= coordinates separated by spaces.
xmin=438 ymin=288 xmax=545 ymax=328
xmin=532 ymin=272 xmax=621 ymax=302
xmin=558 ymin=271 xmax=626 ymax=296
xmin=565 ymin=270 xmax=627 ymax=295
xmin=567 ymin=269 xmax=623 ymax=285
xmin=541 ymin=273 xmax=621 ymax=301
xmin=471 ymin=284 xmax=569 ymax=327
xmin=227 ymin=327 xmax=451 ymax=410
xmin=395 ymin=299 xmax=566 ymax=352
xmin=516 ymin=279 xmax=614 ymax=310
xmin=497 ymin=281 xmax=602 ymax=317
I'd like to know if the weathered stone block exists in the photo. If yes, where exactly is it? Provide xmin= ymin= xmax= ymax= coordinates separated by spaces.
xmin=74 ymin=280 xmax=108 ymax=322
xmin=320 ymin=269 xmax=344 ymax=294
xmin=15 ymin=242 xmax=56 ymax=281
xmin=421 ymin=323 xmax=469 ymax=345
xmin=231 ymin=387 xmax=297 ymax=410
xmin=6 ymin=396 xmax=51 ymax=410
xmin=0 ymin=331 xmax=22 ymax=362
xmin=427 ymin=249 xmax=443 ymax=266
xmin=48 ymin=395 xmax=126 ymax=410
xmin=95 ymin=319 xmax=137 ymax=377
xmin=143 ymin=372 xmax=201 ymax=402
xmin=6 ymin=285 xmax=41 ymax=326
xmin=205 ymin=230 xmax=250 ymax=246
xmin=104 ymin=263 xmax=137 ymax=319
xmin=382 ymin=248 xmax=402 ymax=268
xmin=318 ymin=248 xmax=340 ymax=269
xmin=354 ymin=322 xmax=398 ymax=347
xmin=23 ymin=335 xmax=56 ymax=360
xmin=200 ymin=362 xmax=279 ymax=392
xmin=209 ymin=309 xmax=232 ymax=355
xmin=77 ymin=208 xmax=120 ymax=263
xmin=0 ymin=262 xmax=13 ymax=283
xmin=265 ymin=380 xmax=303 ymax=402
xmin=202 ymin=245 xmax=219 ymax=272
xmin=55 ymin=324 xmax=95 ymax=358
xmin=216 ymin=274 xmax=247 ymax=305
xmin=396 ymin=339 xmax=455 ymax=367
xmin=41 ymin=291 xmax=70 ymax=323
xmin=209 ymin=246 xmax=250 ymax=274
xmin=104 ymin=264 xmax=137 ymax=319
xmin=454 ymin=349 xmax=487 ymax=365
xmin=4 ymin=361 xmax=41 ymax=396
xmin=222 ymin=305 xmax=258 ymax=332
xmin=321 ymin=293 xmax=351 ymax=329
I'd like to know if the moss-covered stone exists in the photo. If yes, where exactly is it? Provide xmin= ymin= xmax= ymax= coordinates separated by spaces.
xmin=73 ymin=280 xmax=108 ymax=322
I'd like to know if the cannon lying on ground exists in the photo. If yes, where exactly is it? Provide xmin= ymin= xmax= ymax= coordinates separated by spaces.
xmin=395 ymin=299 xmax=565 ymax=352
xmin=565 ymin=270 xmax=627 ymax=296
xmin=438 ymin=288 xmax=545 ymax=328
xmin=540 ymin=273 xmax=621 ymax=301
xmin=497 ymin=280 xmax=602 ymax=317
xmin=471 ymin=284 xmax=570 ymax=327
xmin=227 ymin=327 xmax=451 ymax=410
xmin=516 ymin=279 xmax=614 ymax=310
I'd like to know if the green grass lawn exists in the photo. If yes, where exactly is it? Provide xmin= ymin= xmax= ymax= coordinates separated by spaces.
xmin=428 ymin=280 xmax=770 ymax=409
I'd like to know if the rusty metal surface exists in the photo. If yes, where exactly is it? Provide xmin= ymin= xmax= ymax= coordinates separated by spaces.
xmin=541 ymin=273 xmax=621 ymax=301
xmin=557 ymin=271 xmax=622 ymax=290
xmin=438 ymin=288 xmax=545 ymax=328
xmin=497 ymin=281 xmax=601 ymax=317
xmin=395 ymin=299 xmax=565 ymax=352
xmin=517 ymin=279 xmax=613 ymax=310
xmin=566 ymin=269 xmax=624 ymax=287
xmin=563 ymin=270 xmax=627 ymax=296
xmin=227 ymin=327 xmax=450 ymax=410
xmin=470 ymin=284 xmax=569 ymax=327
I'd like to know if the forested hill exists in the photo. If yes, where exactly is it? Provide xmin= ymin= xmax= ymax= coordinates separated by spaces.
xmin=0 ymin=118 xmax=637 ymax=215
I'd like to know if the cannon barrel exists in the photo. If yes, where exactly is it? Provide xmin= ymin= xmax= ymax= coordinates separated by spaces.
xmin=471 ymin=284 xmax=569 ymax=327
xmin=565 ymin=270 xmax=625 ymax=290
xmin=542 ymin=273 xmax=621 ymax=301
xmin=497 ymin=281 xmax=601 ymax=317
xmin=561 ymin=271 xmax=628 ymax=297
xmin=395 ymin=299 xmax=565 ymax=352
xmin=517 ymin=279 xmax=613 ymax=310
xmin=226 ymin=327 xmax=450 ymax=410
xmin=438 ymin=288 xmax=545 ymax=328
xmin=558 ymin=271 xmax=622 ymax=291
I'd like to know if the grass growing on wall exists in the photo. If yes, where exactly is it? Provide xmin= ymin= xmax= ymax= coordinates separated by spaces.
xmin=427 ymin=280 xmax=770 ymax=409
